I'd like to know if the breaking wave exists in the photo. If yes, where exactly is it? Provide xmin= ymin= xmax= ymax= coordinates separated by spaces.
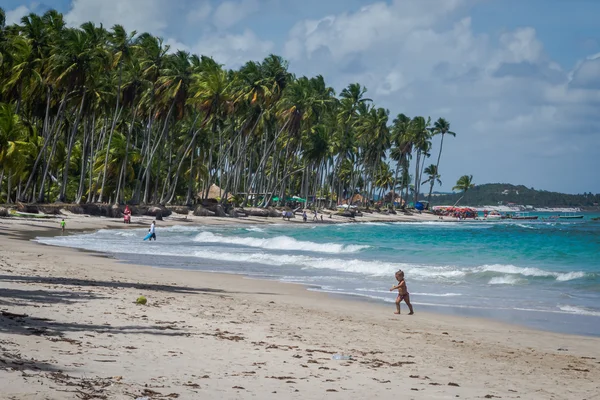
xmin=193 ymin=232 xmax=369 ymax=254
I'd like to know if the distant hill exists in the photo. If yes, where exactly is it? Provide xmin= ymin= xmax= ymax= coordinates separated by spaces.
xmin=426 ymin=184 xmax=600 ymax=208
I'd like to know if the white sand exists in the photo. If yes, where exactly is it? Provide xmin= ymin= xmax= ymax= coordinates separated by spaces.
xmin=1 ymin=215 xmax=599 ymax=399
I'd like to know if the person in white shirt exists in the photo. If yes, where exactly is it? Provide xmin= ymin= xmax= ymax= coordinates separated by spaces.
xmin=149 ymin=220 xmax=156 ymax=241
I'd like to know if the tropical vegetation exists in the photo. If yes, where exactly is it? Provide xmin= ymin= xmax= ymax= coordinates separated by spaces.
xmin=429 ymin=183 xmax=600 ymax=208
xmin=452 ymin=175 xmax=475 ymax=206
xmin=0 ymin=8 xmax=458 ymax=208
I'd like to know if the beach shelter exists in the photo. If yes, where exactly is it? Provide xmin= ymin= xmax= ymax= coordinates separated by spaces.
xmin=199 ymin=184 xmax=233 ymax=201
xmin=292 ymin=196 xmax=307 ymax=203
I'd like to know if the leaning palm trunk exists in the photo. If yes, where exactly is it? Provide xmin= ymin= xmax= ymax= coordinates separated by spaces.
xmin=98 ymin=105 xmax=123 ymax=203
xmin=454 ymin=194 xmax=466 ymax=207
xmin=391 ymin=157 xmax=402 ymax=210
xmin=38 ymin=123 xmax=61 ymax=203
xmin=429 ymin=134 xmax=446 ymax=204
xmin=243 ymin=119 xmax=290 ymax=207
xmin=413 ymin=151 xmax=421 ymax=205
xmin=115 ymin=103 xmax=139 ymax=204
xmin=58 ymin=91 xmax=86 ymax=203
xmin=427 ymin=180 xmax=435 ymax=207
xmin=75 ymin=115 xmax=93 ymax=204
xmin=165 ymin=113 xmax=203 ymax=204
xmin=143 ymin=99 xmax=176 ymax=204
xmin=22 ymin=88 xmax=68 ymax=201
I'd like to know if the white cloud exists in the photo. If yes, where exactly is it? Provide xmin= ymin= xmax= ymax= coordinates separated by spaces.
xmin=62 ymin=0 xmax=272 ymax=69
xmin=283 ymin=0 xmax=600 ymax=192
xmin=5 ymin=5 xmax=31 ymax=26
xmin=65 ymin=0 xmax=170 ymax=33
xmin=187 ymin=2 xmax=213 ymax=23
xmin=37 ymin=0 xmax=600 ymax=192
xmin=191 ymin=29 xmax=274 ymax=67
xmin=213 ymin=0 xmax=259 ymax=29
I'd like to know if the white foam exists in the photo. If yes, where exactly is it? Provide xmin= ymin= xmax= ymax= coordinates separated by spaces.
xmin=36 ymin=233 xmax=589 ymax=285
xmin=244 ymin=227 xmax=266 ymax=233
xmin=354 ymin=288 xmax=462 ymax=297
xmin=515 ymin=223 xmax=537 ymax=230
xmin=555 ymin=271 xmax=587 ymax=281
xmin=193 ymin=232 xmax=369 ymax=254
xmin=476 ymin=264 xmax=586 ymax=282
xmin=412 ymin=292 xmax=463 ymax=297
xmin=558 ymin=305 xmax=600 ymax=317
xmin=360 ymin=222 xmax=389 ymax=226
xmin=489 ymin=276 xmax=521 ymax=285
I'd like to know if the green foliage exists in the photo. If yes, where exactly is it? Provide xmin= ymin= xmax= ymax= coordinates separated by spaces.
xmin=429 ymin=183 xmax=600 ymax=207
xmin=0 ymin=7 xmax=461 ymax=207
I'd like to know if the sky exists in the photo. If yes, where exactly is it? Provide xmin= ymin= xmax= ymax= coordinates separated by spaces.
xmin=4 ymin=0 xmax=600 ymax=194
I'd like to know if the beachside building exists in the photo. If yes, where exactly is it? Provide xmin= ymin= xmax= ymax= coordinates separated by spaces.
xmin=341 ymin=194 xmax=364 ymax=206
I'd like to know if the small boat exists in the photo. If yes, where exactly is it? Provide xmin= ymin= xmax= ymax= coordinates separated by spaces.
xmin=477 ymin=211 xmax=502 ymax=221
xmin=559 ymin=213 xmax=584 ymax=219
xmin=11 ymin=210 xmax=52 ymax=219
xmin=512 ymin=212 xmax=538 ymax=220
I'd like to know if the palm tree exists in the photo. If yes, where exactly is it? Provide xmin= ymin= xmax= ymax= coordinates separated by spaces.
xmin=1 ymin=8 xmax=466 ymax=210
xmin=430 ymin=117 xmax=456 ymax=202
xmin=409 ymin=116 xmax=431 ymax=204
xmin=0 ymin=103 xmax=34 ymax=202
xmin=452 ymin=174 xmax=474 ymax=206
xmin=432 ymin=118 xmax=456 ymax=172
xmin=422 ymin=164 xmax=442 ymax=204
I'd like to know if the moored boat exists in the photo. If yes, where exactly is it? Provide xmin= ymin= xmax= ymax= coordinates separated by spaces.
xmin=512 ymin=212 xmax=538 ymax=220
xmin=559 ymin=213 xmax=584 ymax=219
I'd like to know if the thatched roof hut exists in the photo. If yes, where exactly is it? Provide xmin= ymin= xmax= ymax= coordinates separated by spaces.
xmin=341 ymin=194 xmax=364 ymax=206
xmin=197 ymin=184 xmax=233 ymax=201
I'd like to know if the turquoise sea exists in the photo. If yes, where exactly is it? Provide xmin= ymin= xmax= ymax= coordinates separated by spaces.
xmin=37 ymin=213 xmax=600 ymax=336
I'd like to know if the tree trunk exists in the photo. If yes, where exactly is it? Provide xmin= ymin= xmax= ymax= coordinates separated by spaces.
xmin=115 ymin=103 xmax=139 ymax=204
xmin=58 ymin=91 xmax=86 ymax=203
xmin=7 ymin=170 xmax=13 ymax=204
xmin=166 ymin=113 xmax=203 ymax=204
xmin=38 ymin=123 xmax=61 ymax=203
xmin=435 ymin=133 xmax=445 ymax=173
xmin=21 ymin=88 xmax=68 ymax=200
xmin=98 ymin=105 xmax=123 ymax=203
xmin=143 ymin=100 xmax=175 ymax=204
xmin=75 ymin=115 xmax=92 ymax=204
xmin=453 ymin=193 xmax=465 ymax=207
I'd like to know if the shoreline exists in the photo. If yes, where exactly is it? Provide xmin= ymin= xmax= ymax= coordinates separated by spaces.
xmin=9 ymin=214 xmax=600 ymax=337
xmin=25 ymin=214 xmax=600 ymax=337
xmin=2 ymin=217 xmax=600 ymax=399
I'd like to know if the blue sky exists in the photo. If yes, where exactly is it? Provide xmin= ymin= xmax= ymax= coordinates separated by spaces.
xmin=4 ymin=0 xmax=600 ymax=194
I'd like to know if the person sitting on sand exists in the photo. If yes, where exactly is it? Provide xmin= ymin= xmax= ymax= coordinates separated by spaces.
xmin=390 ymin=270 xmax=414 ymax=315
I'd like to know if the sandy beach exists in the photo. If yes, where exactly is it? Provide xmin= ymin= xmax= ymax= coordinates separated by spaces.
xmin=1 ymin=214 xmax=600 ymax=399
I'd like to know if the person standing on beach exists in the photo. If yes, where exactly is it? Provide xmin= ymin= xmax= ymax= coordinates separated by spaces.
xmin=60 ymin=219 xmax=66 ymax=233
xmin=390 ymin=270 xmax=414 ymax=315
xmin=149 ymin=220 xmax=156 ymax=241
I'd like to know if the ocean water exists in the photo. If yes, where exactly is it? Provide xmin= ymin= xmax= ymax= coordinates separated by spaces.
xmin=36 ymin=214 xmax=600 ymax=336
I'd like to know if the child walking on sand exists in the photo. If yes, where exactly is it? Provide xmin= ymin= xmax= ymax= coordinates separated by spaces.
xmin=390 ymin=270 xmax=414 ymax=315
